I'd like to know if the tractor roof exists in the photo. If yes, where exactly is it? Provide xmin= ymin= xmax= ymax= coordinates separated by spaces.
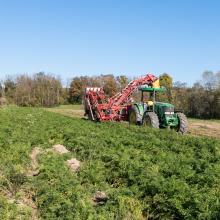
xmin=138 ymin=86 xmax=166 ymax=92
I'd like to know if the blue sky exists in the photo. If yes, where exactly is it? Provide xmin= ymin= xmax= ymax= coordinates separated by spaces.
xmin=0 ymin=0 xmax=219 ymax=85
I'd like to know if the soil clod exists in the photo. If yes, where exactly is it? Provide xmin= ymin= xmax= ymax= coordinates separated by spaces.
xmin=66 ymin=158 xmax=81 ymax=172
xmin=92 ymin=191 xmax=108 ymax=205
xmin=27 ymin=147 xmax=42 ymax=177
xmin=53 ymin=144 xmax=69 ymax=154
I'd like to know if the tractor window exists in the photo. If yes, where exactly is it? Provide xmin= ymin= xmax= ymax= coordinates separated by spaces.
xmin=133 ymin=90 xmax=171 ymax=103
xmin=138 ymin=91 xmax=153 ymax=102
xmin=132 ymin=90 xmax=140 ymax=102
xmin=132 ymin=90 xmax=151 ymax=102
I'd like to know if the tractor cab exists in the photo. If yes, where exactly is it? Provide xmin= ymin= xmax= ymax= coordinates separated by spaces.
xmin=138 ymin=86 xmax=178 ymax=127
xmin=138 ymin=86 xmax=166 ymax=110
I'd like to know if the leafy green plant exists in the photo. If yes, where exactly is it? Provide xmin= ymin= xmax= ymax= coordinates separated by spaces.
xmin=0 ymin=107 xmax=220 ymax=219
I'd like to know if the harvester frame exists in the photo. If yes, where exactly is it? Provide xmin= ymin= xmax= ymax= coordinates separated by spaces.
xmin=84 ymin=74 xmax=157 ymax=122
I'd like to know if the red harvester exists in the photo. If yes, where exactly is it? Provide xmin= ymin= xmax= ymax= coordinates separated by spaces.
xmin=84 ymin=73 xmax=158 ymax=122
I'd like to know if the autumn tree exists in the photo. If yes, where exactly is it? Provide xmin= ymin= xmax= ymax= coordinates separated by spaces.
xmin=69 ymin=76 xmax=90 ymax=104
xmin=4 ymin=77 xmax=16 ymax=102
xmin=15 ymin=74 xmax=33 ymax=106
xmin=13 ymin=72 xmax=62 ymax=107
xmin=172 ymin=81 xmax=189 ymax=113
xmin=158 ymin=73 xmax=173 ymax=102
xmin=69 ymin=75 xmax=118 ymax=103
xmin=186 ymin=71 xmax=219 ymax=118
xmin=159 ymin=73 xmax=173 ymax=88
xmin=116 ymin=75 xmax=129 ymax=90
xmin=102 ymin=74 xmax=117 ymax=97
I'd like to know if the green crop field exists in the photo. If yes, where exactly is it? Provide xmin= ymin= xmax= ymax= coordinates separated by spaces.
xmin=1 ymin=106 xmax=220 ymax=219
xmin=45 ymin=105 xmax=220 ymax=139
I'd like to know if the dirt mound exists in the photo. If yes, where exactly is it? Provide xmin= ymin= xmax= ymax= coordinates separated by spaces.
xmin=53 ymin=144 xmax=69 ymax=154
xmin=27 ymin=147 xmax=42 ymax=177
xmin=66 ymin=158 xmax=80 ymax=172
xmin=92 ymin=191 xmax=108 ymax=205
xmin=16 ymin=189 xmax=39 ymax=219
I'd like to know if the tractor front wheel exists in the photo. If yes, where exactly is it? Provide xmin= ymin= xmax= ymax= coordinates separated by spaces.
xmin=142 ymin=112 xmax=159 ymax=128
xmin=175 ymin=113 xmax=188 ymax=134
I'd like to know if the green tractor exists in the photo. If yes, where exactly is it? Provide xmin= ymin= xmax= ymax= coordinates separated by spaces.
xmin=129 ymin=86 xmax=188 ymax=134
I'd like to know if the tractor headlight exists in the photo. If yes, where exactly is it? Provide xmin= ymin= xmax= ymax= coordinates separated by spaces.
xmin=164 ymin=106 xmax=174 ymax=116
xmin=165 ymin=112 xmax=174 ymax=115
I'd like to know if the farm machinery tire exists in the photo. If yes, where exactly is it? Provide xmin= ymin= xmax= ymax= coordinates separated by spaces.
xmin=175 ymin=113 xmax=188 ymax=134
xmin=129 ymin=106 xmax=142 ymax=125
xmin=142 ymin=112 xmax=159 ymax=128
xmin=87 ymin=108 xmax=98 ymax=121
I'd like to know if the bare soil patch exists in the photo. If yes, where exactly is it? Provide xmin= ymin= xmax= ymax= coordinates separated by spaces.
xmin=188 ymin=119 xmax=220 ymax=139
xmin=66 ymin=158 xmax=81 ymax=172
xmin=53 ymin=144 xmax=69 ymax=154
xmin=27 ymin=147 xmax=42 ymax=177
xmin=45 ymin=108 xmax=84 ymax=118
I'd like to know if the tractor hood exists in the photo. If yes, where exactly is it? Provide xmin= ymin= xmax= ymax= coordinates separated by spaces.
xmin=155 ymin=102 xmax=174 ymax=110
xmin=154 ymin=102 xmax=178 ymax=127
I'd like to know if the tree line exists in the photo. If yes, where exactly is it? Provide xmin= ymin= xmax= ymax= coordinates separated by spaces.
xmin=0 ymin=72 xmax=67 ymax=107
xmin=0 ymin=71 xmax=220 ymax=119
xmin=172 ymin=71 xmax=220 ymax=119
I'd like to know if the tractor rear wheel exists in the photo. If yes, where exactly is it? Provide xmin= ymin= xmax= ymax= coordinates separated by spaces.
xmin=175 ymin=113 xmax=188 ymax=134
xmin=142 ymin=112 xmax=159 ymax=128
xmin=129 ymin=106 xmax=141 ymax=125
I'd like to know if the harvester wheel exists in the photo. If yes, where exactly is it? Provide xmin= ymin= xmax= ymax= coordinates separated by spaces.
xmin=88 ymin=111 xmax=94 ymax=121
xmin=175 ymin=113 xmax=188 ymax=134
xmin=142 ymin=112 xmax=159 ymax=128
xmin=129 ymin=106 xmax=140 ymax=125
xmin=88 ymin=109 xmax=97 ymax=121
